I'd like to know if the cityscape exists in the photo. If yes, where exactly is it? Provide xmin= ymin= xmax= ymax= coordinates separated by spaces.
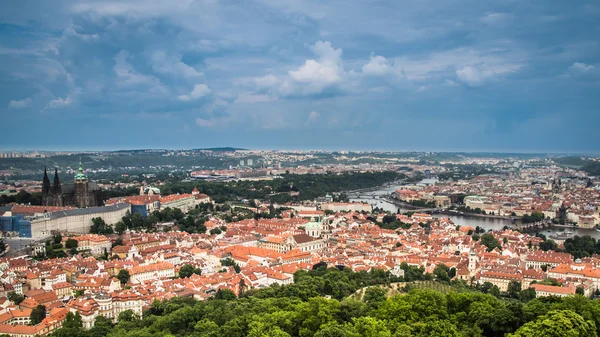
xmin=2 ymin=1 xmax=600 ymax=337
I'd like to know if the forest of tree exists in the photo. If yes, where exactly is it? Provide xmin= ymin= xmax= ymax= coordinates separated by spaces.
xmin=45 ymin=265 xmax=600 ymax=337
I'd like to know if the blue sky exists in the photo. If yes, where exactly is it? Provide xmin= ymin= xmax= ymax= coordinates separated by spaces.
xmin=1 ymin=0 xmax=599 ymax=152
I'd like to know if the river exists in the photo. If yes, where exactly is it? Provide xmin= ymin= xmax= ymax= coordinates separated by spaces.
xmin=349 ymin=183 xmax=600 ymax=239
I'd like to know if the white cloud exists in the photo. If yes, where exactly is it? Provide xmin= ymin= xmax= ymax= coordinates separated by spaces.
xmin=8 ymin=98 xmax=32 ymax=108
xmin=444 ymin=79 xmax=458 ymax=86
xmin=307 ymin=110 xmax=320 ymax=123
xmin=113 ymin=50 xmax=168 ymax=94
xmin=480 ymin=12 xmax=514 ymax=25
xmin=289 ymin=41 xmax=343 ymax=85
xmin=195 ymin=118 xmax=223 ymax=128
xmin=456 ymin=66 xmax=488 ymax=86
xmin=455 ymin=59 xmax=520 ymax=87
xmin=569 ymin=62 xmax=595 ymax=73
xmin=362 ymin=54 xmax=392 ymax=76
xmin=45 ymin=91 xmax=79 ymax=109
xmin=417 ymin=85 xmax=429 ymax=92
xmin=234 ymin=93 xmax=276 ymax=104
xmin=149 ymin=50 xmax=204 ymax=79
xmin=178 ymin=84 xmax=211 ymax=101
xmin=393 ymin=46 xmax=524 ymax=83
xmin=255 ymin=41 xmax=347 ymax=97
xmin=45 ymin=85 xmax=82 ymax=110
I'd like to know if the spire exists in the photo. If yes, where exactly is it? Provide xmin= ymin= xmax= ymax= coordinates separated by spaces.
xmin=74 ymin=158 xmax=88 ymax=182
xmin=42 ymin=166 xmax=50 ymax=195
xmin=53 ymin=168 xmax=61 ymax=195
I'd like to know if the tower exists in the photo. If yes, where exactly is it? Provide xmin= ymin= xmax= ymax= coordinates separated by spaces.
xmin=74 ymin=159 xmax=91 ymax=208
xmin=52 ymin=168 xmax=62 ymax=206
xmin=42 ymin=166 xmax=51 ymax=198
xmin=468 ymin=246 xmax=478 ymax=272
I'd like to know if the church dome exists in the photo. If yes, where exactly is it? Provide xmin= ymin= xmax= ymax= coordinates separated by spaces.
xmin=74 ymin=159 xmax=88 ymax=181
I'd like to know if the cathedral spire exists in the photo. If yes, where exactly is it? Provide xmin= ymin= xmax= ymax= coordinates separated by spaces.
xmin=53 ymin=168 xmax=61 ymax=195
xmin=42 ymin=166 xmax=50 ymax=196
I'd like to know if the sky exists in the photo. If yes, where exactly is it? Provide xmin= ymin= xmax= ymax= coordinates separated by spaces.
xmin=1 ymin=0 xmax=599 ymax=152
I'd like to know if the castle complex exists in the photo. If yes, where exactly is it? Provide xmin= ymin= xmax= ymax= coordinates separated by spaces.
xmin=41 ymin=161 xmax=102 ymax=208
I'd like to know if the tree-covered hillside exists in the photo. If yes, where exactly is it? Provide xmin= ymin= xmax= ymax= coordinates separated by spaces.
xmin=48 ymin=266 xmax=600 ymax=337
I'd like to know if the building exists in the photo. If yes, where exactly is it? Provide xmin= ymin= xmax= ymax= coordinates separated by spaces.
xmin=28 ymin=203 xmax=131 ymax=238
xmin=320 ymin=202 xmax=372 ymax=213
xmin=42 ymin=163 xmax=103 ymax=208
xmin=530 ymin=283 xmax=576 ymax=297
xmin=159 ymin=194 xmax=195 ymax=213
xmin=129 ymin=262 xmax=175 ymax=284
xmin=105 ymin=195 xmax=160 ymax=217
xmin=72 ymin=234 xmax=112 ymax=256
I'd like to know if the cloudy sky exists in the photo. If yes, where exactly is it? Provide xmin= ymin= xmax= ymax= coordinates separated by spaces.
xmin=1 ymin=0 xmax=599 ymax=152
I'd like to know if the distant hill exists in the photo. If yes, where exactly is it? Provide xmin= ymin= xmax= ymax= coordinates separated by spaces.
xmin=191 ymin=147 xmax=248 ymax=152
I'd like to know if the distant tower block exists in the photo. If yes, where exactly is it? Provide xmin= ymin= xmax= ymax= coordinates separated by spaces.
xmin=239 ymin=159 xmax=244 ymax=166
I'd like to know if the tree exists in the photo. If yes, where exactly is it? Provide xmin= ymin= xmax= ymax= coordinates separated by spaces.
xmin=7 ymin=291 xmax=24 ymax=305
xmin=433 ymin=264 xmax=451 ymax=283
xmin=112 ymin=237 xmax=123 ymax=248
xmin=520 ymin=288 xmax=536 ymax=302
xmin=90 ymin=217 xmax=113 ymax=235
xmin=363 ymin=287 xmax=387 ymax=307
xmin=507 ymin=280 xmax=522 ymax=299
xmin=30 ymin=304 xmax=46 ymax=325
xmin=74 ymin=290 xmax=85 ymax=298
xmin=62 ymin=312 xmax=83 ymax=330
xmin=179 ymin=264 xmax=201 ymax=278
xmin=117 ymin=269 xmax=130 ymax=285
xmin=65 ymin=238 xmax=78 ymax=249
xmin=53 ymin=234 xmax=62 ymax=244
xmin=118 ymin=310 xmax=139 ymax=322
xmin=576 ymin=286 xmax=585 ymax=296
xmin=509 ymin=310 xmax=597 ymax=337
xmin=88 ymin=315 xmax=113 ymax=337
xmin=214 ymin=288 xmax=236 ymax=300
xmin=480 ymin=233 xmax=501 ymax=251
xmin=115 ymin=221 xmax=127 ymax=235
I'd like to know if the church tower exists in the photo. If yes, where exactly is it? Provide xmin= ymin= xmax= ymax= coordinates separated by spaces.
xmin=42 ymin=166 xmax=51 ymax=200
xmin=468 ymin=246 xmax=478 ymax=272
xmin=52 ymin=168 xmax=62 ymax=206
xmin=42 ymin=166 xmax=50 ymax=199
xmin=74 ymin=159 xmax=92 ymax=208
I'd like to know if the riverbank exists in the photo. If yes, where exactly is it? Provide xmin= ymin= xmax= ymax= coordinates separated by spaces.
xmin=380 ymin=196 xmax=515 ymax=221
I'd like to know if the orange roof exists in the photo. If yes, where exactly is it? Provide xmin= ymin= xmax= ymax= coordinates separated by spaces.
xmin=530 ymin=283 xmax=576 ymax=295
xmin=130 ymin=262 xmax=174 ymax=275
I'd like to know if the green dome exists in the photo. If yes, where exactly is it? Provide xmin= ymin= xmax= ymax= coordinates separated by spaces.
xmin=305 ymin=221 xmax=321 ymax=229
xmin=74 ymin=159 xmax=88 ymax=181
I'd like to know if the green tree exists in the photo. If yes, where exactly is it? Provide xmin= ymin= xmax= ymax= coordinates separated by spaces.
xmin=7 ymin=291 xmax=24 ymax=305
xmin=117 ymin=309 xmax=139 ymax=322
xmin=179 ymin=264 xmax=202 ymax=278
xmin=363 ymin=287 xmax=387 ymax=307
xmin=214 ymin=288 xmax=236 ymax=300
xmin=416 ymin=320 xmax=460 ymax=337
xmin=117 ymin=269 xmax=130 ymax=285
xmin=53 ymin=234 xmax=62 ymax=244
xmin=88 ymin=315 xmax=113 ymax=337
xmin=507 ymin=280 xmax=522 ymax=299
xmin=480 ymin=233 xmax=501 ymax=251
xmin=29 ymin=304 xmax=46 ymax=325
xmin=90 ymin=217 xmax=114 ymax=235
xmin=65 ymin=238 xmax=78 ymax=249
xmin=509 ymin=310 xmax=597 ymax=337
xmin=433 ymin=264 xmax=451 ymax=283
xmin=115 ymin=221 xmax=127 ymax=235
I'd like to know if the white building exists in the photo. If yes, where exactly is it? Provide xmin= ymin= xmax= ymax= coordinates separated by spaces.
xmin=29 ymin=204 xmax=131 ymax=239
